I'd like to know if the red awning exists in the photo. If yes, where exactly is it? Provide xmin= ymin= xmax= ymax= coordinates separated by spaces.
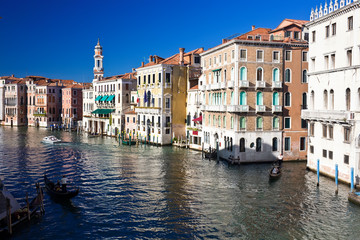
xmin=192 ymin=116 xmax=202 ymax=122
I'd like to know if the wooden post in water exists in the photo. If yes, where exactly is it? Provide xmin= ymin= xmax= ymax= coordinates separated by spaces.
xmin=157 ymin=136 xmax=158 ymax=147
xmin=129 ymin=135 xmax=131 ymax=146
xmin=202 ymin=142 xmax=204 ymax=160
xmin=144 ymin=137 xmax=146 ymax=145
xmin=351 ymin=167 xmax=355 ymax=192
xmin=6 ymin=198 xmax=12 ymax=235
xmin=26 ymin=192 xmax=30 ymax=221
xmin=317 ymin=159 xmax=320 ymax=187
xmin=216 ymin=141 xmax=219 ymax=162
xmin=335 ymin=164 xmax=339 ymax=194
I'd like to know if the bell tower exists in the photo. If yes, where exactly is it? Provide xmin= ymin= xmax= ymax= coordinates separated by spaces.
xmin=93 ymin=38 xmax=104 ymax=80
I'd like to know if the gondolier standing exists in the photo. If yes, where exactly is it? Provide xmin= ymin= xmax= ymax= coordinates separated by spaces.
xmin=61 ymin=175 xmax=68 ymax=192
xmin=277 ymin=154 xmax=283 ymax=167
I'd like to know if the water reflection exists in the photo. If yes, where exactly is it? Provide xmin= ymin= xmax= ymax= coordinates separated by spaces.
xmin=0 ymin=127 xmax=360 ymax=239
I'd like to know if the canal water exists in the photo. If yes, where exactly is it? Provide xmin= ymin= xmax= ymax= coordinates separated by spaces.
xmin=1 ymin=127 xmax=360 ymax=239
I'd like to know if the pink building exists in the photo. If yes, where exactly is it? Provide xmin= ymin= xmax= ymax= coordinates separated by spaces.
xmin=124 ymin=110 xmax=137 ymax=139
xmin=62 ymin=84 xmax=83 ymax=129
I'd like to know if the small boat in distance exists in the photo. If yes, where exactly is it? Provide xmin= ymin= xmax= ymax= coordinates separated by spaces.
xmin=122 ymin=139 xmax=136 ymax=145
xmin=44 ymin=175 xmax=79 ymax=199
xmin=42 ymin=136 xmax=62 ymax=144
xmin=269 ymin=166 xmax=282 ymax=179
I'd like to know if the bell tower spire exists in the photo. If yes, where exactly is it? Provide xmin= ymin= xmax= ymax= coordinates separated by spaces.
xmin=93 ymin=39 xmax=104 ymax=80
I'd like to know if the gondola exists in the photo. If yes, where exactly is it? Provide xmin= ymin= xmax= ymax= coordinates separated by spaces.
xmin=269 ymin=165 xmax=282 ymax=179
xmin=44 ymin=175 xmax=79 ymax=199
xmin=348 ymin=191 xmax=360 ymax=206
xmin=122 ymin=139 xmax=136 ymax=145
xmin=0 ymin=181 xmax=44 ymax=234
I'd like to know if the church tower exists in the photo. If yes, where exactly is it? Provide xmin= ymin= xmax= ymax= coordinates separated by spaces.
xmin=93 ymin=39 xmax=104 ymax=80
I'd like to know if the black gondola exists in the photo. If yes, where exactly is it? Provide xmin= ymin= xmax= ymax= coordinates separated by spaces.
xmin=44 ymin=175 xmax=79 ymax=199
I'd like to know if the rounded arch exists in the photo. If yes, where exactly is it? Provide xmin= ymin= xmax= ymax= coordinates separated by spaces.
xmin=272 ymin=137 xmax=278 ymax=151
xmin=256 ymin=117 xmax=263 ymax=130
xmin=284 ymin=92 xmax=291 ymax=106
xmin=240 ymin=66 xmax=247 ymax=81
xmin=240 ymin=91 xmax=247 ymax=105
xmin=302 ymin=69 xmax=307 ymax=83
xmin=346 ymin=88 xmax=351 ymax=111
xmin=256 ymin=92 xmax=263 ymax=105
xmin=256 ymin=67 xmax=263 ymax=81
xmin=323 ymin=90 xmax=328 ymax=109
xmin=239 ymin=138 xmax=245 ymax=152
xmin=239 ymin=116 xmax=246 ymax=130
xmin=302 ymin=92 xmax=308 ymax=109
xmin=285 ymin=68 xmax=291 ymax=82
xmin=310 ymin=90 xmax=315 ymax=109
xmin=273 ymin=116 xmax=279 ymax=130
xmin=231 ymin=67 xmax=235 ymax=81
xmin=256 ymin=137 xmax=262 ymax=152
xmin=273 ymin=68 xmax=280 ymax=82
xmin=330 ymin=89 xmax=334 ymax=110
xmin=273 ymin=92 xmax=279 ymax=105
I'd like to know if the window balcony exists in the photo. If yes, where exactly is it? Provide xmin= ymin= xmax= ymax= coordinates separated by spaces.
xmin=272 ymin=105 xmax=282 ymax=113
xmin=272 ymin=81 xmax=282 ymax=89
xmin=227 ymin=105 xmax=249 ymax=112
xmin=227 ymin=81 xmax=235 ymax=88
xmin=256 ymin=81 xmax=266 ymax=89
xmin=220 ymin=82 xmax=226 ymax=89
xmin=301 ymin=110 xmax=353 ymax=123
xmin=239 ymin=80 xmax=249 ymax=88
xmin=135 ymin=107 xmax=161 ymax=115
xmin=256 ymin=105 xmax=266 ymax=112
xmin=210 ymin=83 xmax=221 ymax=90
xmin=200 ymin=85 xmax=206 ymax=91
xmin=204 ymin=105 xmax=227 ymax=112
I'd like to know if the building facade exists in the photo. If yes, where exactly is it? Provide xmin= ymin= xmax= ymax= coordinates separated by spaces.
xmin=62 ymin=84 xmax=83 ymax=129
xmin=302 ymin=0 xmax=360 ymax=184
xmin=201 ymin=20 xmax=308 ymax=162
xmin=135 ymin=48 xmax=203 ymax=145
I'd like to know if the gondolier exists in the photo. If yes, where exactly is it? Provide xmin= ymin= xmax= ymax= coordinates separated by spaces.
xmin=61 ymin=175 xmax=68 ymax=192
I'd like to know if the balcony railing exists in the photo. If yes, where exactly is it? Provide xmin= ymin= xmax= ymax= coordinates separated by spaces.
xmin=301 ymin=110 xmax=352 ymax=122
xmin=256 ymin=81 xmax=266 ymax=89
xmin=227 ymin=105 xmax=249 ymax=112
xmin=135 ymin=107 xmax=161 ymax=115
xmin=220 ymin=82 xmax=226 ymax=89
xmin=272 ymin=105 xmax=282 ymax=113
xmin=227 ymin=81 xmax=235 ymax=88
xmin=204 ymin=105 xmax=227 ymax=112
xmin=256 ymin=105 xmax=266 ymax=112
xmin=239 ymin=80 xmax=249 ymax=88
xmin=200 ymin=85 xmax=206 ymax=91
xmin=272 ymin=81 xmax=282 ymax=89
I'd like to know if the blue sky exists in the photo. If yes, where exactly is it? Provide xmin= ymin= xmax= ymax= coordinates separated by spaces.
xmin=0 ymin=0 xmax=317 ymax=82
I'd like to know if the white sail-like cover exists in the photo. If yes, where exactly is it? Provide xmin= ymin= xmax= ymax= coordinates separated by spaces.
xmin=0 ymin=180 xmax=22 ymax=220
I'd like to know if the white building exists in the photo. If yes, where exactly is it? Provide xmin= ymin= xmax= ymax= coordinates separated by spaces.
xmin=302 ymin=0 xmax=360 ymax=184
xmin=82 ymin=40 xmax=136 ymax=136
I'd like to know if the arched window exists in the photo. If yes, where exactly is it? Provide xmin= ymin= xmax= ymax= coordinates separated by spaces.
xmin=256 ymin=68 xmax=263 ymax=81
xmin=223 ymin=116 xmax=226 ymax=128
xmin=240 ymin=138 xmax=245 ymax=152
xmin=231 ymin=68 xmax=234 ymax=81
xmin=324 ymin=90 xmax=328 ymax=109
xmin=256 ymin=117 xmax=263 ymax=130
xmin=285 ymin=69 xmax=291 ymax=82
xmin=230 ymin=138 xmax=233 ymax=152
xmin=240 ymin=67 xmax=247 ymax=81
xmin=273 ymin=92 xmax=279 ymax=105
xmin=231 ymin=91 xmax=234 ymax=105
xmin=240 ymin=91 xmax=246 ymax=105
xmin=223 ymin=92 xmax=227 ymax=105
xmin=224 ymin=69 xmax=227 ymax=81
xmin=302 ymin=70 xmax=307 ymax=83
xmin=240 ymin=117 xmax=246 ymax=130
xmin=302 ymin=93 xmax=307 ymax=109
xmin=310 ymin=90 xmax=315 ymax=109
xmin=273 ymin=68 xmax=279 ymax=82
xmin=256 ymin=92 xmax=263 ymax=105
xmin=346 ymin=88 xmax=351 ymax=111
xmin=209 ymin=114 xmax=211 ymax=126
xmin=231 ymin=116 xmax=234 ymax=129
xmin=284 ymin=92 xmax=291 ymax=106
xmin=256 ymin=137 xmax=262 ymax=152
xmin=272 ymin=137 xmax=278 ymax=151
xmin=213 ymin=115 xmax=216 ymax=126
xmin=218 ymin=116 xmax=221 ymax=127
xmin=330 ymin=90 xmax=334 ymax=110
xmin=273 ymin=117 xmax=279 ymax=130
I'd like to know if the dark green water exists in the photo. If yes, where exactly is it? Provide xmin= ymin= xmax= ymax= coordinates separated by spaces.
xmin=0 ymin=127 xmax=359 ymax=239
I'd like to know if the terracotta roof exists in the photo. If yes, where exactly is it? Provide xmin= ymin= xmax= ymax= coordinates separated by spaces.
xmin=235 ymin=28 xmax=272 ymax=41
xmin=271 ymin=19 xmax=309 ymax=33
xmin=64 ymin=84 xmax=83 ymax=89
xmin=102 ymin=72 xmax=136 ymax=81
xmin=125 ymin=110 xmax=136 ymax=115
xmin=189 ymin=85 xmax=199 ymax=90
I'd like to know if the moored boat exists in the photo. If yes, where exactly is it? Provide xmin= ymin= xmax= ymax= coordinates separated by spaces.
xmin=348 ymin=191 xmax=360 ymax=205
xmin=44 ymin=175 xmax=79 ymax=199
xmin=269 ymin=166 xmax=282 ymax=179
xmin=122 ymin=139 xmax=136 ymax=145
xmin=41 ymin=136 xmax=62 ymax=144
xmin=0 ymin=180 xmax=44 ymax=235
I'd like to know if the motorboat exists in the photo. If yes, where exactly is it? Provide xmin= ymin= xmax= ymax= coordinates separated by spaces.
xmin=42 ymin=136 xmax=62 ymax=144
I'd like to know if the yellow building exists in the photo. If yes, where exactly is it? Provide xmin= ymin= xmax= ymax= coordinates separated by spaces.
xmin=135 ymin=48 xmax=203 ymax=145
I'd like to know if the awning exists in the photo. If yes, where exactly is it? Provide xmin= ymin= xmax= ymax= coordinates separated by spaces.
xmin=106 ymin=95 xmax=115 ymax=102
xmin=100 ymin=95 xmax=109 ymax=101
xmin=91 ymin=109 xmax=115 ymax=114
xmin=192 ymin=115 xmax=202 ymax=122
xmin=212 ymin=68 xmax=222 ymax=72
xmin=95 ymin=96 xmax=102 ymax=101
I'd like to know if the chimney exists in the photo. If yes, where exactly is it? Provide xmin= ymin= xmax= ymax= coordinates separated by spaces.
xmin=154 ymin=55 xmax=159 ymax=64
xmin=141 ymin=62 xmax=144 ymax=67
xmin=11 ymin=74 xmax=14 ymax=77
xmin=132 ymin=68 xmax=135 ymax=72
xmin=252 ymin=25 xmax=256 ymax=31
xmin=179 ymin=48 xmax=185 ymax=65
xmin=149 ymin=55 xmax=153 ymax=63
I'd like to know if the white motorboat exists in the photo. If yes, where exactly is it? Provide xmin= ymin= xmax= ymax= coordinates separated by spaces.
xmin=42 ymin=135 xmax=62 ymax=144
